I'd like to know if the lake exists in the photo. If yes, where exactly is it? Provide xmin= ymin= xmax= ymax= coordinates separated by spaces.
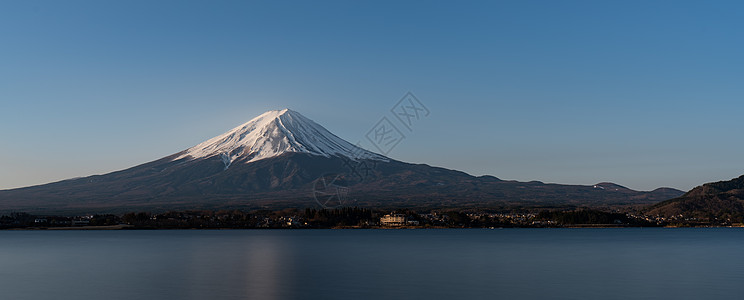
xmin=1 ymin=228 xmax=742 ymax=300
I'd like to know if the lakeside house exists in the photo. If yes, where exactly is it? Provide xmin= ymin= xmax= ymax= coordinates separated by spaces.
xmin=380 ymin=214 xmax=406 ymax=227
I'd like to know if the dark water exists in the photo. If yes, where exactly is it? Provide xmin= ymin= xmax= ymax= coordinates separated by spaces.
xmin=1 ymin=228 xmax=743 ymax=300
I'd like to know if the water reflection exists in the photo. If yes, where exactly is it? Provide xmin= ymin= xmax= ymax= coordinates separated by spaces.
xmin=1 ymin=229 xmax=743 ymax=300
xmin=244 ymin=235 xmax=290 ymax=300
xmin=177 ymin=232 xmax=294 ymax=300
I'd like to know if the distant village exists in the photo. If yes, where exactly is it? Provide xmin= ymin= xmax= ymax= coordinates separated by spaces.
xmin=2 ymin=207 xmax=740 ymax=229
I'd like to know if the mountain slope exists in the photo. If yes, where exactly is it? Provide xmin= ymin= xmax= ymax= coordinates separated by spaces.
xmin=647 ymin=175 xmax=744 ymax=222
xmin=0 ymin=109 xmax=684 ymax=214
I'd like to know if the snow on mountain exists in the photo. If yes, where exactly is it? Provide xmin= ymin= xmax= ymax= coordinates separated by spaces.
xmin=175 ymin=109 xmax=387 ymax=168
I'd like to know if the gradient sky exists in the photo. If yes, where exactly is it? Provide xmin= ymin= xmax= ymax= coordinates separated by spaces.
xmin=1 ymin=0 xmax=743 ymax=191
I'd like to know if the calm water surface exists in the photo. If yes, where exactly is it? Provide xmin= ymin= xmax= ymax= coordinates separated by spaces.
xmin=1 ymin=228 xmax=742 ymax=300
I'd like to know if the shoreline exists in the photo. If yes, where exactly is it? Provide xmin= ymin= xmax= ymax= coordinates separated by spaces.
xmin=4 ymin=225 xmax=744 ymax=230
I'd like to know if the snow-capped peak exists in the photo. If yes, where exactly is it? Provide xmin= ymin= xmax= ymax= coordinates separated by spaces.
xmin=175 ymin=109 xmax=387 ymax=168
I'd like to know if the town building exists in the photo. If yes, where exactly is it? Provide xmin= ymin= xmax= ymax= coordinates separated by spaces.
xmin=380 ymin=214 xmax=406 ymax=226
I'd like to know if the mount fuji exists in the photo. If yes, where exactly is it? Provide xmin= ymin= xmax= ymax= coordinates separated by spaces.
xmin=0 ymin=109 xmax=683 ymax=214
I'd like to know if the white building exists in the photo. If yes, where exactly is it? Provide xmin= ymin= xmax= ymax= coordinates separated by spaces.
xmin=380 ymin=214 xmax=406 ymax=226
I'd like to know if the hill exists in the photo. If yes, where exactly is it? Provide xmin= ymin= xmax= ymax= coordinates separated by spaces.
xmin=647 ymin=175 xmax=744 ymax=222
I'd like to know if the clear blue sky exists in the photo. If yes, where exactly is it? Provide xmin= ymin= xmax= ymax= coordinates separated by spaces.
xmin=1 ymin=0 xmax=743 ymax=191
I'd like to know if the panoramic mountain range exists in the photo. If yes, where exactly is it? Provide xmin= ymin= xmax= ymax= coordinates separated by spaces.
xmin=0 ymin=109 xmax=685 ymax=214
